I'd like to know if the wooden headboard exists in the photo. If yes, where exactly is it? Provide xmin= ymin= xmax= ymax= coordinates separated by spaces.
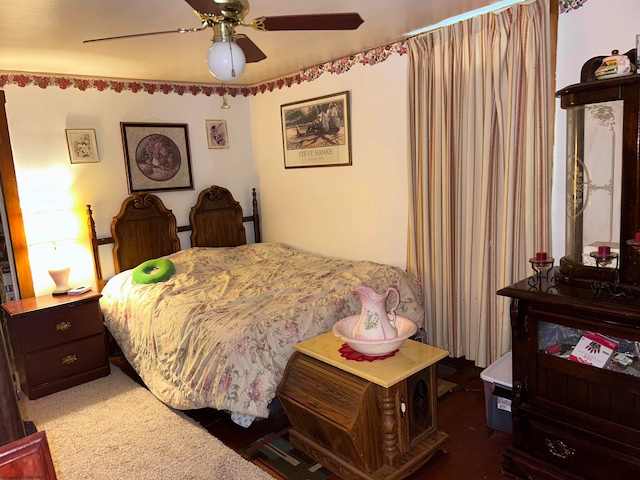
xmin=190 ymin=185 xmax=251 ymax=247
xmin=111 ymin=193 xmax=181 ymax=273
xmin=87 ymin=186 xmax=260 ymax=291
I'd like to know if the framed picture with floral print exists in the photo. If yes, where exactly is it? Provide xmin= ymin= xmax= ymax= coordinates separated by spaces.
xmin=120 ymin=122 xmax=194 ymax=193
xmin=205 ymin=119 xmax=229 ymax=149
xmin=65 ymin=129 xmax=100 ymax=164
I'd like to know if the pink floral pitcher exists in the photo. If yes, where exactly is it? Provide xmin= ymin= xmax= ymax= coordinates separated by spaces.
xmin=352 ymin=286 xmax=400 ymax=340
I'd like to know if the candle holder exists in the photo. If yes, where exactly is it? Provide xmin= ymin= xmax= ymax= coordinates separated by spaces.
xmin=625 ymin=232 xmax=640 ymax=288
xmin=588 ymin=249 xmax=627 ymax=298
xmin=626 ymin=232 xmax=640 ymax=254
xmin=528 ymin=252 xmax=556 ymax=290
xmin=589 ymin=250 xmax=617 ymax=268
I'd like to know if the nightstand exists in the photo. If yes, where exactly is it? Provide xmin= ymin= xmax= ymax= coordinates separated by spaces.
xmin=2 ymin=291 xmax=109 ymax=399
xmin=277 ymin=332 xmax=450 ymax=480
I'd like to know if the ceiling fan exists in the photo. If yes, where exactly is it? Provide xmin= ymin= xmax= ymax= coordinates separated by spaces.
xmin=83 ymin=0 xmax=364 ymax=82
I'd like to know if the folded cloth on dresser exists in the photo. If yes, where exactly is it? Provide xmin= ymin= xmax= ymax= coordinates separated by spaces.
xmin=99 ymin=243 xmax=425 ymax=425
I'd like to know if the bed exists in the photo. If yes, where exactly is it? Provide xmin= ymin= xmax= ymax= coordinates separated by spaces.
xmin=87 ymin=185 xmax=426 ymax=424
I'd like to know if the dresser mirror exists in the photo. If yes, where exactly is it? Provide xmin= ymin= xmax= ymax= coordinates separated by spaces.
xmin=556 ymin=50 xmax=640 ymax=289
xmin=564 ymin=100 xmax=623 ymax=268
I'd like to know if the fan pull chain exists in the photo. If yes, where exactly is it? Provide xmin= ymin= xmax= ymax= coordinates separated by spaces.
xmin=229 ymin=42 xmax=236 ymax=78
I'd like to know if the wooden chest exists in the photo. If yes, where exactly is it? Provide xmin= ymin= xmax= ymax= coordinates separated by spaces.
xmin=3 ymin=292 xmax=109 ymax=399
xmin=277 ymin=334 xmax=449 ymax=480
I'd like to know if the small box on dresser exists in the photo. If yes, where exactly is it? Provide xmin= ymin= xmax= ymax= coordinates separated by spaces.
xmin=2 ymin=291 xmax=109 ymax=399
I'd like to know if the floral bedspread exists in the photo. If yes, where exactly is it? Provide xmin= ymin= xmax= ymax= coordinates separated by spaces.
xmin=100 ymin=243 xmax=425 ymax=420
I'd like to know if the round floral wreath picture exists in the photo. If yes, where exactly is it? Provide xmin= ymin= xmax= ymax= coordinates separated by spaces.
xmin=135 ymin=134 xmax=181 ymax=181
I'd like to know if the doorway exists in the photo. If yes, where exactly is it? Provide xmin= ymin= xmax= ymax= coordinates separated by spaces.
xmin=0 ymin=90 xmax=34 ymax=299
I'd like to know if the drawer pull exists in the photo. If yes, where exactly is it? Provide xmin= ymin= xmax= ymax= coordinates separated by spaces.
xmin=62 ymin=355 xmax=78 ymax=365
xmin=56 ymin=321 xmax=71 ymax=331
xmin=545 ymin=438 xmax=575 ymax=459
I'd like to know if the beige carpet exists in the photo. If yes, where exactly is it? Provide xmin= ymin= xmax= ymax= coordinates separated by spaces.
xmin=19 ymin=365 xmax=273 ymax=480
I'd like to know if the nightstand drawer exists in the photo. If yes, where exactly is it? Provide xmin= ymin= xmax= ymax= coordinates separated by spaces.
xmin=25 ymin=334 xmax=107 ymax=386
xmin=16 ymin=301 xmax=103 ymax=352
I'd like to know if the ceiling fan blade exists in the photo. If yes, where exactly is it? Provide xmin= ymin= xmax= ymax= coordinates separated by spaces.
xmin=183 ymin=0 xmax=223 ymax=16
xmin=236 ymin=34 xmax=266 ymax=63
xmin=251 ymin=13 xmax=364 ymax=31
xmin=83 ymin=25 xmax=206 ymax=44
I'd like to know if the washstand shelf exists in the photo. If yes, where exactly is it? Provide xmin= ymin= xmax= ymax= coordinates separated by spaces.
xmin=277 ymin=331 xmax=449 ymax=480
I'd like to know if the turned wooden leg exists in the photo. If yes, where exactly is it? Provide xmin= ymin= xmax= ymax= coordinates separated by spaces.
xmin=381 ymin=388 xmax=400 ymax=466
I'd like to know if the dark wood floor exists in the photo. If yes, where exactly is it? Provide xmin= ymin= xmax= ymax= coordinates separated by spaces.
xmin=406 ymin=357 xmax=513 ymax=480
xmin=110 ymin=355 xmax=514 ymax=479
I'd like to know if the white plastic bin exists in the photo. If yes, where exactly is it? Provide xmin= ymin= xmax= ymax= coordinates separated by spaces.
xmin=480 ymin=351 xmax=513 ymax=433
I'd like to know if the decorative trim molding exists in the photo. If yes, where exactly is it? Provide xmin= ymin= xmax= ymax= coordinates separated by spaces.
xmin=0 ymin=41 xmax=406 ymax=97
xmin=559 ymin=0 xmax=588 ymax=14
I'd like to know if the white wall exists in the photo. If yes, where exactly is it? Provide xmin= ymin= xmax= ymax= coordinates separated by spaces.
xmin=250 ymin=54 xmax=410 ymax=268
xmin=553 ymin=0 xmax=640 ymax=260
xmin=4 ymin=85 xmax=255 ymax=295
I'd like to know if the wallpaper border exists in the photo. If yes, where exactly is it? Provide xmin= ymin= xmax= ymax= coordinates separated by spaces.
xmin=0 ymin=41 xmax=407 ymax=97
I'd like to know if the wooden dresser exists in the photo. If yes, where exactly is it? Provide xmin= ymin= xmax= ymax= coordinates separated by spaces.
xmin=277 ymin=332 xmax=449 ymax=480
xmin=2 ymin=291 xmax=109 ymax=399
xmin=0 ymin=431 xmax=57 ymax=479
xmin=496 ymin=55 xmax=640 ymax=480
xmin=498 ymin=272 xmax=640 ymax=479
xmin=0 ymin=320 xmax=24 ymax=446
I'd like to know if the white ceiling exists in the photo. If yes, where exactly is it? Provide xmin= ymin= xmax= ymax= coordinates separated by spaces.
xmin=1 ymin=0 xmax=507 ymax=86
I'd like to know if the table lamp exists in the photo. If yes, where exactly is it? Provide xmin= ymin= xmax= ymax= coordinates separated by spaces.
xmin=26 ymin=210 xmax=79 ymax=295
xmin=48 ymin=257 xmax=71 ymax=296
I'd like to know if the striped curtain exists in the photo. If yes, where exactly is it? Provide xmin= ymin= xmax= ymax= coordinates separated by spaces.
xmin=406 ymin=0 xmax=553 ymax=367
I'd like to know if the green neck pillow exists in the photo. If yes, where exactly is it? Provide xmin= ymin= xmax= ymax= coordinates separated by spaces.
xmin=132 ymin=258 xmax=175 ymax=284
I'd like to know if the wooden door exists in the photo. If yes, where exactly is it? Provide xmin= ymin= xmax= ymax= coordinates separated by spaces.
xmin=0 ymin=90 xmax=33 ymax=298
xmin=0 ymin=322 xmax=24 ymax=446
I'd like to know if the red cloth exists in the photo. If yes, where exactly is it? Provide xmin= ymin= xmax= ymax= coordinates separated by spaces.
xmin=339 ymin=343 xmax=398 ymax=362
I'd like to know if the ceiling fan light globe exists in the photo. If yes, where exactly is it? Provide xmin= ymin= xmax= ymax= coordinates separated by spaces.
xmin=207 ymin=41 xmax=246 ymax=82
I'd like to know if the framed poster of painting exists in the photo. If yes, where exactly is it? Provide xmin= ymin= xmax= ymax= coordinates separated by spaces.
xmin=65 ymin=129 xmax=100 ymax=164
xmin=280 ymin=91 xmax=352 ymax=169
xmin=205 ymin=119 xmax=229 ymax=149
xmin=120 ymin=122 xmax=194 ymax=193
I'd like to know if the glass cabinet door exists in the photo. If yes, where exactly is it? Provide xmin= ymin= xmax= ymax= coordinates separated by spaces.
xmin=565 ymin=100 xmax=623 ymax=268
xmin=537 ymin=320 xmax=639 ymax=378
xmin=557 ymin=74 xmax=640 ymax=287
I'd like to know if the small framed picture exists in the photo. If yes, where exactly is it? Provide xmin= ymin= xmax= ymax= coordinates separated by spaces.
xmin=65 ymin=129 xmax=100 ymax=164
xmin=206 ymin=120 xmax=229 ymax=149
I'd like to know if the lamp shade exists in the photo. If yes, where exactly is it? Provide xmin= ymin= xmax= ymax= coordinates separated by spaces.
xmin=26 ymin=210 xmax=79 ymax=246
xmin=207 ymin=40 xmax=246 ymax=82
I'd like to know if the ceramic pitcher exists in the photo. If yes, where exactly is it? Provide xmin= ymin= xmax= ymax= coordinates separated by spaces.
xmin=352 ymin=286 xmax=400 ymax=340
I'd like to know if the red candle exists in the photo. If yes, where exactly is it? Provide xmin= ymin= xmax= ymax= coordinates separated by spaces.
xmin=636 ymin=232 xmax=640 ymax=243
xmin=535 ymin=252 xmax=547 ymax=261
xmin=598 ymin=245 xmax=611 ymax=255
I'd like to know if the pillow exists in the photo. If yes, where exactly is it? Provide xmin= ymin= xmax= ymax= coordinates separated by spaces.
xmin=132 ymin=258 xmax=175 ymax=284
